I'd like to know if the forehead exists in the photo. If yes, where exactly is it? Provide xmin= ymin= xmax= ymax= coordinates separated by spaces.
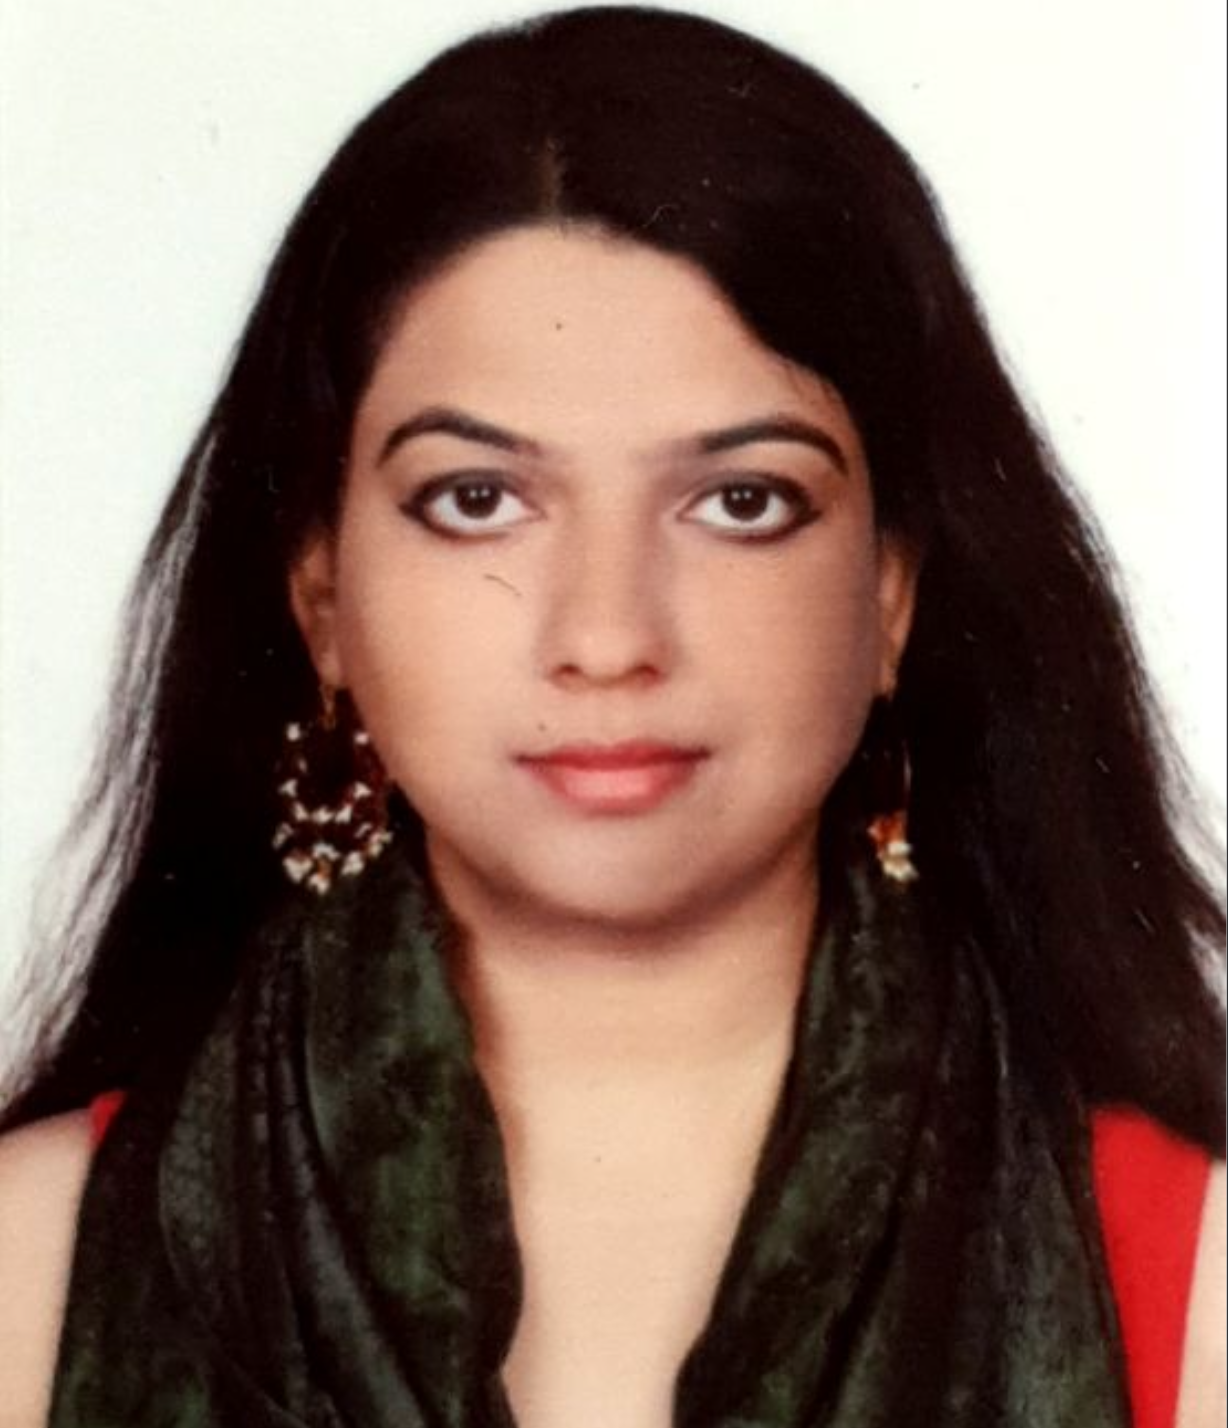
xmin=354 ymin=225 xmax=859 ymax=458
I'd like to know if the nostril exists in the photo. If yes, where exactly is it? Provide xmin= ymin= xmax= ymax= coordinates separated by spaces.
xmin=551 ymin=659 xmax=663 ymax=691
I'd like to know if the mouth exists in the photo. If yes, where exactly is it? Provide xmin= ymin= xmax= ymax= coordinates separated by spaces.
xmin=516 ymin=741 xmax=711 ymax=815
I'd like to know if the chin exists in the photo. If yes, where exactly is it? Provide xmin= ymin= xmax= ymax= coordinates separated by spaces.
xmin=427 ymin=821 xmax=722 ymax=934
xmin=458 ymin=821 xmax=794 ymax=941
xmin=511 ymin=878 xmax=717 ymax=940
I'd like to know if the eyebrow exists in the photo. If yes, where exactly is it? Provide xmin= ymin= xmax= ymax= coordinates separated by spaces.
xmin=377 ymin=406 xmax=542 ymax=465
xmin=693 ymin=418 xmax=848 ymax=473
xmin=376 ymin=406 xmax=848 ymax=472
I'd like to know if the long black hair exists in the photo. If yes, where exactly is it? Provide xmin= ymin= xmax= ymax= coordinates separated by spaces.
xmin=4 ymin=6 xmax=1223 ymax=1147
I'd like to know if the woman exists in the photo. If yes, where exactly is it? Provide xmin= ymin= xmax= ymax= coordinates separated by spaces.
xmin=0 ymin=7 xmax=1222 ymax=1425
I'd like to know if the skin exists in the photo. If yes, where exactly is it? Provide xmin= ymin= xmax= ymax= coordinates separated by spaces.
xmin=292 ymin=225 xmax=915 ymax=945
xmin=0 ymin=225 xmax=1221 ymax=1426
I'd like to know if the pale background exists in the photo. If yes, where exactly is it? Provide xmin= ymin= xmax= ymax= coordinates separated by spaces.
xmin=1 ymin=0 xmax=1224 ymax=1043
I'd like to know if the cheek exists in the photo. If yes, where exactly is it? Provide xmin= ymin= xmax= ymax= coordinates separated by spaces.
xmin=335 ymin=608 xmax=491 ymax=808
xmin=329 ymin=523 xmax=526 ymax=768
xmin=697 ymin=540 xmax=883 ymax=757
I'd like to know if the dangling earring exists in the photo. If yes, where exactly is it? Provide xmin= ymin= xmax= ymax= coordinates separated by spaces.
xmin=868 ymin=808 xmax=918 ymax=884
xmin=861 ymin=697 xmax=919 ymax=884
xmin=272 ymin=686 xmax=392 ymax=894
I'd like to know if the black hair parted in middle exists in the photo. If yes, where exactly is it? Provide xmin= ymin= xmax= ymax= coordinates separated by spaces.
xmin=5 ymin=6 xmax=1223 ymax=1149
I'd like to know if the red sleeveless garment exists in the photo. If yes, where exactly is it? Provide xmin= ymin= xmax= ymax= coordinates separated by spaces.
xmin=89 ymin=1093 xmax=1212 ymax=1428
xmin=1091 ymin=1109 xmax=1211 ymax=1428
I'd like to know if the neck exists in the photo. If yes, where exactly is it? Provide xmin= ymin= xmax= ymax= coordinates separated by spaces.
xmin=436 ymin=845 xmax=819 ymax=1097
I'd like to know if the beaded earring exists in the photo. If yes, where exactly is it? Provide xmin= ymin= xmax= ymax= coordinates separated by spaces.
xmin=272 ymin=687 xmax=392 ymax=894
xmin=861 ymin=697 xmax=919 ymax=884
xmin=868 ymin=808 xmax=919 ymax=884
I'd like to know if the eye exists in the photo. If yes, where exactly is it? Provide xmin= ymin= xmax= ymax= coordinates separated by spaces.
xmin=682 ymin=477 xmax=817 ymax=540
xmin=401 ymin=474 xmax=535 ymax=537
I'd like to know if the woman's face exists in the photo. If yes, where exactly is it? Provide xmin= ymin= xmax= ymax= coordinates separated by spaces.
xmin=291 ymin=227 xmax=915 ymax=931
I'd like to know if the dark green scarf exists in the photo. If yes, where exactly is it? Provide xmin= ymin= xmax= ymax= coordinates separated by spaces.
xmin=49 ymin=848 xmax=1129 ymax=1425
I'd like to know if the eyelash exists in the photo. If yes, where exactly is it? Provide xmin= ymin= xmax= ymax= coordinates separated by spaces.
xmin=399 ymin=472 xmax=534 ymax=539
xmin=399 ymin=472 xmax=820 ymax=542
xmin=687 ymin=476 xmax=819 ymax=540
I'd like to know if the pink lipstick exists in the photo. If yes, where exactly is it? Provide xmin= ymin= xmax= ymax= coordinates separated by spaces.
xmin=517 ymin=741 xmax=709 ymax=815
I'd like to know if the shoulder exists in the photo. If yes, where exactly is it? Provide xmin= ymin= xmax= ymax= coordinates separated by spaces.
xmin=1177 ymin=1159 xmax=1225 ymax=1428
xmin=0 ymin=1110 xmax=94 ymax=1428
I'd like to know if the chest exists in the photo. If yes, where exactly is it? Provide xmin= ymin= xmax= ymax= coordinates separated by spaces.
xmin=496 ymin=1108 xmax=767 ymax=1428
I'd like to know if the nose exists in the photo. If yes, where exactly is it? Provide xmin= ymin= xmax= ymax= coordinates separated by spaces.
xmin=536 ymin=513 xmax=675 ymax=690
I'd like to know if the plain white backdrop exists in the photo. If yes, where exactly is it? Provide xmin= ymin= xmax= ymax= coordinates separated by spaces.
xmin=1 ymin=1 xmax=1225 ymax=1029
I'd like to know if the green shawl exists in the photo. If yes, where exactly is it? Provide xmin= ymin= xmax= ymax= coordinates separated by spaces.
xmin=49 ymin=848 xmax=1129 ymax=1425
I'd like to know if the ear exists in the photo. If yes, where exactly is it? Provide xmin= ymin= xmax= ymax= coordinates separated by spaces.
xmin=875 ymin=535 xmax=920 ymax=697
xmin=288 ymin=530 xmax=346 ymax=688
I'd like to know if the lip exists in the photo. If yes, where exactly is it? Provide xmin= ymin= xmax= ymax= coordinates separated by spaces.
xmin=517 ymin=741 xmax=710 ymax=814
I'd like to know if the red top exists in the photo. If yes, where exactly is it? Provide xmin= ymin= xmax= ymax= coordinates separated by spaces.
xmin=90 ymin=1089 xmax=125 ymax=1144
xmin=1092 ymin=1108 xmax=1212 ymax=1428
xmin=90 ymin=1094 xmax=1211 ymax=1427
